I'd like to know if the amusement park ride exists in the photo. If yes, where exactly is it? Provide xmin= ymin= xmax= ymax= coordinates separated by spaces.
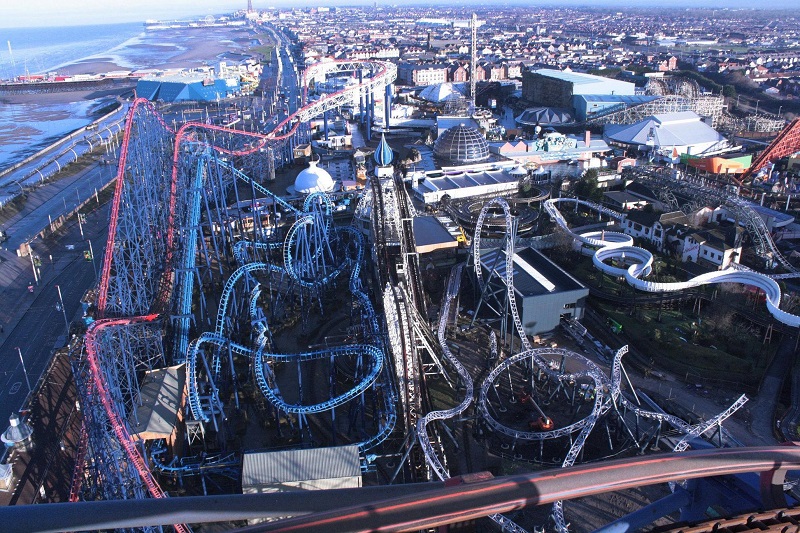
xmin=46 ymin=35 xmax=800 ymax=533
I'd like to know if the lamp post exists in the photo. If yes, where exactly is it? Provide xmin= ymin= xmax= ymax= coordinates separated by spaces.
xmin=87 ymin=239 xmax=97 ymax=280
xmin=755 ymin=100 xmax=760 ymax=115
xmin=28 ymin=247 xmax=39 ymax=286
xmin=779 ymin=105 xmax=783 ymax=117
xmin=55 ymin=285 xmax=69 ymax=334
xmin=16 ymin=347 xmax=31 ymax=394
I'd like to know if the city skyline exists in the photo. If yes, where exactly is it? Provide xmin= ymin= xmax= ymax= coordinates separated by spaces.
xmin=4 ymin=0 xmax=800 ymax=28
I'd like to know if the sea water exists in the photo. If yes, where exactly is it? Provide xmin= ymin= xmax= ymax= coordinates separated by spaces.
xmin=0 ymin=23 xmax=143 ymax=170
xmin=0 ymin=23 xmax=144 ymax=78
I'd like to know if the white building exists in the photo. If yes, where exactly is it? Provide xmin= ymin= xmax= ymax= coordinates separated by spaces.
xmin=411 ymin=162 xmax=523 ymax=203
xmin=604 ymin=111 xmax=729 ymax=159
xmin=681 ymin=227 xmax=743 ymax=270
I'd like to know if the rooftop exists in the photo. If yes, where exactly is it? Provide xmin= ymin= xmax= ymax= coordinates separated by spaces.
xmin=481 ymin=247 xmax=586 ymax=298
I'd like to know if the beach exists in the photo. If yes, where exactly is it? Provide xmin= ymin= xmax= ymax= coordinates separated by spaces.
xmin=0 ymin=23 xmax=260 ymax=168
xmin=55 ymin=25 xmax=255 ymax=77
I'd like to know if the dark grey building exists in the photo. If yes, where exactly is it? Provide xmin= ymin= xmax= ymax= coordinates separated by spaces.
xmin=480 ymin=247 xmax=589 ymax=336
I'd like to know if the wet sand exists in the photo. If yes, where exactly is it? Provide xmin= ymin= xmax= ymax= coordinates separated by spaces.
xmin=57 ymin=26 xmax=255 ymax=77
xmin=2 ymin=25 xmax=258 ymax=106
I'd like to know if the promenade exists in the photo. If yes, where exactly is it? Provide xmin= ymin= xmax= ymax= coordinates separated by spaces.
xmin=0 ymin=162 xmax=112 ymax=419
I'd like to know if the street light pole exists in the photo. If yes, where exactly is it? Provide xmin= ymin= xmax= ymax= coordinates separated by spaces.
xmin=755 ymin=100 xmax=760 ymax=115
xmin=16 ymin=347 xmax=31 ymax=394
xmin=55 ymin=284 xmax=69 ymax=334
xmin=88 ymin=239 xmax=97 ymax=280
xmin=29 ymin=247 xmax=39 ymax=286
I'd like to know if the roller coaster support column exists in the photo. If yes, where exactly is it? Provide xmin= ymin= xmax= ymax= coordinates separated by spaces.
xmin=366 ymin=87 xmax=373 ymax=142
xmin=324 ymin=109 xmax=329 ymax=141
xmin=385 ymin=83 xmax=392 ymax=129
xmin=359 ymin=70 xmax=365 ymax=125
xmin=500 ymin=216 xmax=519 ymax=352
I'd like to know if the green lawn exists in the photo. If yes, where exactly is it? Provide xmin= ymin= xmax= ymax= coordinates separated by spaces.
xmin=596 ymin=303 xmax=774 ymax=384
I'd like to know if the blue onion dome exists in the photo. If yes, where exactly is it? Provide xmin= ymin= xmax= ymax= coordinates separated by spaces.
xmin=433 ymin=124 xmax=489 ymax=164
xmin=374 ymin=133 xmax=394 ymax=167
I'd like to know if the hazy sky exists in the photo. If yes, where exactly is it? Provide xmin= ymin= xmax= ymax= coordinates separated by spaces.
xmin=3 ymin=0 xmax=245 ymax=28
xmin=4 ymin=0 xmax=800 ymax=28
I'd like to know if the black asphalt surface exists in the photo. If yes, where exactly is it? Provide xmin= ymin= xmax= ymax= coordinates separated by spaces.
xmin=0 ymin=193 xmax=109 ymax=419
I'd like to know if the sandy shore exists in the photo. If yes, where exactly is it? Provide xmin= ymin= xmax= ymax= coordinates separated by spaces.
xmin=1 ymin=26 xmax=256 ymax=107
xmin=58 ymin=26 xmax=255 ymax=77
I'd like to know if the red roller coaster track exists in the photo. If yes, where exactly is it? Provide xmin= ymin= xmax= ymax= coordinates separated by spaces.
xmin=80 ymin=59 xmax=396 ymax=518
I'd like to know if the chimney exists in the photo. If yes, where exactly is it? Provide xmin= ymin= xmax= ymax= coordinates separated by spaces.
xmin=585 ymin=130 xmax=591 ymax=148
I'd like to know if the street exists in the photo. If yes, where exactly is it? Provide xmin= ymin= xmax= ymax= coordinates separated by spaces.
xmin=0 ymin=197 xmax=109 ymax=418
xmin=3 ymin=161 xmax=113 ymax=251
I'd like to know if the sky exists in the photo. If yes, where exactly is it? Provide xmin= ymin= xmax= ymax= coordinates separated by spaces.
xmin=3 ymin=0 xmax=800 ymax=28
xmin=2 ymin=0 xmax=245 ymax=28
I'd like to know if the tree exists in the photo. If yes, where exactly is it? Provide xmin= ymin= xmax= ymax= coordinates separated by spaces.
xmin=574 ymin=168 xmax=602 ymax=202
xmin=723 ymin=84 xmax=737 ymax=99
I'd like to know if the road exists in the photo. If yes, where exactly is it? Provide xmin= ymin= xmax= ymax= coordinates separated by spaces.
xmin=0 ymin=185 xmax=109 ymax=419
xmin=0 ymin=102 xmax=126 ymax=204
xmin=2 ymin=161 xmax=114 ymax=251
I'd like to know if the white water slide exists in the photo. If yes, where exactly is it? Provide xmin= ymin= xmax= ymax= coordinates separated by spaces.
xmin=544 ymin=197 xmax=800 ymax=327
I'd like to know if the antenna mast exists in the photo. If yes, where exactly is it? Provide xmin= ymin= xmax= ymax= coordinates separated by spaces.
xmin=470 ymin=13 xmax=477 ymax=111
xmin=7 ymin=41 xmax=16 ymax=80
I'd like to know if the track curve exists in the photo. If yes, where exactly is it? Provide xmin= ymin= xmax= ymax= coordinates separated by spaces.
xmin=83 ymin=58 xmax=398 ymax=502
xmin=545 ymin=197 xmax=800 ymax=327
xmin=465 ymin=197 xmax=752 ymax=531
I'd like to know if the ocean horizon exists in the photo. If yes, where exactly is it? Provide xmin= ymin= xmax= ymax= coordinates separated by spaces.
xmin=0 ymin=22 xmax=145 ymax=79
xmin=0 ymin=21 xmax=249 ymax=171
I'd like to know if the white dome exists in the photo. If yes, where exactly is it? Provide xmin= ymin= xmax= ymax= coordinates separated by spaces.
xmin=294 ymin=160 xmax=335 ymax=194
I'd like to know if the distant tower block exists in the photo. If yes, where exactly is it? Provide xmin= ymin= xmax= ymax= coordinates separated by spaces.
xmin=470 ymin=13 xmax=477 ymax=111
xmin=247 ymin=0 xmax=254 ymax=13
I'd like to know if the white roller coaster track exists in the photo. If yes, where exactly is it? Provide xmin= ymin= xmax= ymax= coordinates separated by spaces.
xmin=544 ymin=197 xmax=800 ymax=328
xmin=469 ymin=197 xmax=752 ymax=532
xmin=630 ymin=167 xmax=797 ymax=273
xmin=287 ymin=60 xmax=397 ymax=132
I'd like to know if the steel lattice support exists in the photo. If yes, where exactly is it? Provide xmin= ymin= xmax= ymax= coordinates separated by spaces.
xmin=99 ymin=101 xmax=175 ymax=318
xmin=72 ymin=56 xmax=397 ymax=520
xmin=741 ymin=118 xmax=800 ymax=182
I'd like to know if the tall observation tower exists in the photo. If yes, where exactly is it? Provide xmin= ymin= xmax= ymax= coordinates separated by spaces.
xmin=247 ymin=0 xmax=254 ymax=13
xmin=470 ymin=13 xmax=477 ymax=111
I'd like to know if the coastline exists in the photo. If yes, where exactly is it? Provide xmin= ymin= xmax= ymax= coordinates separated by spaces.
xmin=0 ymin=24 xmax=258 ymax=168
xmin=55 ymin=26 xmax=254 ymax=77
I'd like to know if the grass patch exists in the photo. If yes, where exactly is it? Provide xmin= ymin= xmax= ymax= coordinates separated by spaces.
xmin=249 ymin=34 xmax=275 ymax=61
xmin=543 ymin=249 xmax=775 ymax=386
xmin=77 ymin=178 xmax=117 ymax=215
xmin=595 ymin=303 xmax=774 ymax=385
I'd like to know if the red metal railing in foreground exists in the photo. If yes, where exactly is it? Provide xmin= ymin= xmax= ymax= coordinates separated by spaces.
xmin=7 ymin=446 xmax=800 ymax=532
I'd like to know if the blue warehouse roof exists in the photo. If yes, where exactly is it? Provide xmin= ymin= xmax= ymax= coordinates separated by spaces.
xmin=136 ymin=76 xmax=240 ymax=103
